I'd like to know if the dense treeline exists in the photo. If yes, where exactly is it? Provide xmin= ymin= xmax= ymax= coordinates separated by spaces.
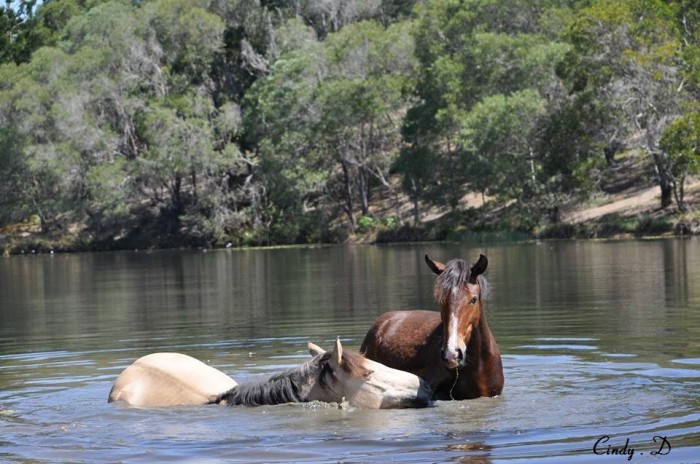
xmin=1 ymin=0 xmax=699 ymax=250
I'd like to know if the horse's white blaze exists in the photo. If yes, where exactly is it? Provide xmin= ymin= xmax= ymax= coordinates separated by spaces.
xmin=443 ymin=312 xmax=464 ymax=368
xmin=108 ymin=352 xmax=237 ymax=407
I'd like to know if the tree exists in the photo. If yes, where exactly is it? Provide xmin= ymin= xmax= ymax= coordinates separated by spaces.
xmin=562 ymin=0 xmax=691 ymax=209
xmin=242 ymin=19 xmax=329 ymax=242
xmin=245 ymin=18 xmax=414 ymax=235
xmin=142 ymin=0 xmax=224 ymax=90
xmin=660 ymin=112 xmax=700 ymax=211
xmin=402 ymin=0 xmax=569 ymax=215
xmin=0 ymin=0 xmax=245 ymax=246
xmin=132 ymin=97 xmax=228 ymax=241
xmin=317 ymin=20 xmax=415 ymax=229
xmin=0 ymin=46 xmax=82 ymax=231
xmin=458 ymin=90 xmax=547 ymax=204
xmin=0 ymin=125 xmax=29 ymax=223
xmin=0 ymin=0 xmax=81 ymax=65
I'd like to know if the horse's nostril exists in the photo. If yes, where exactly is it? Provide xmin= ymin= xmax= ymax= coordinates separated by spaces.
xmin=441 ymin=346 xmax=464 ymax=364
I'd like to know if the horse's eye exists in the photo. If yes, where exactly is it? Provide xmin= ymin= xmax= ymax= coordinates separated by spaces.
xmin=322 ymin=362 xmax=333 ymax=377
xmin=470 ymin=297 xmax=478 ymax=304
xmin=319 ymin=361 xmax=335 ymax=387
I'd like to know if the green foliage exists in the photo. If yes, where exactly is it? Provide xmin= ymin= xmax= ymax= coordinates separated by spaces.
xmin=245 ymin=18 xmax=414 ymax=234
xmin=659 ymin=111 xmax=700 ymax=211
xmin=142 ymin=0 xmax=224 ymax=87
xmin=661 ymin=113 xmax=700 ymax=175
xmin=635 ymin=215 xmax=674 ymax=235
xmin=403 ymin=0 xmax=571 ymax=214
xmin=1 ymin=0 xmax=73 ymax=64
xmin=458 ymin=90 xmax=547 ymax=200
xmin=0 ymin=127 xmax=28 ymax=223
xmin=357 ymin=215 xmax=376 ymax=233
xmin=674 ymin=0 xmax=700 ymax=93
xmin=559 ymin=0 xmax=691 ymax=210
xmin=2 ymin=0 xmax=700 ymax=249
xmin=596 ymin=216 xmax=639 ymax=236
xmin=357 ymin=215 xmax=399 ymax=234
xmin=243 ymin=22 xmax=328 ymax=239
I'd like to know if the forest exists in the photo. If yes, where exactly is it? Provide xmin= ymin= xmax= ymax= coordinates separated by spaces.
xmin=1 ymin=0 xmax=699 ymax=252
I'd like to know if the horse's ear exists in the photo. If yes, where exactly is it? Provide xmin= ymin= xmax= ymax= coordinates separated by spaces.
xmin=330 ymin=337 xmax=343 ymax=368
xmin=470 ymin=254 xmax=488 ymax=278
xmin=425 ymin=255 xmax=446 ymax=275
xmin=307 ymin=341 xmax=326 ymax=356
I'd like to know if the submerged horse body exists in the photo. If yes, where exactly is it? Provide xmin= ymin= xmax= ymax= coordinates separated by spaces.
xmin=360 ymin=255 xmax=503 ymax=400
xmin=107 ymin=352 xmax=238 ymax=407
xmin=108 ymin=338 xmax=431 ymax=409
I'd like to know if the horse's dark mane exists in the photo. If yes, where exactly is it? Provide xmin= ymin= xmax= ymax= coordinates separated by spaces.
xmin=216 ymin=356 xmax=322 ymax=406
xmin=434 ymin=259 xmax=489 ymax=306
xmin=215 ymin=350 xmax=371 ymax=406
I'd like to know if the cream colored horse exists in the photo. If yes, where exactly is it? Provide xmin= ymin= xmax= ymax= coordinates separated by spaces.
xmin=108 ymin=352 xmax=237 ymax=407
xmin=108 ymin=338 xmax=432 ymax=409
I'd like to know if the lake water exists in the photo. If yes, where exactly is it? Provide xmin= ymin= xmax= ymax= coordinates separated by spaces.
xmin=1 ymin=240 xmax=699 ymax=463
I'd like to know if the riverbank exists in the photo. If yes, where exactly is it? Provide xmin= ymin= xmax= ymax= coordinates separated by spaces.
xmin=543 ymin=178 xmax=700 ymax=239
xmin=2 ymin=174 xmax=700 ymax=255
xmin=353 ymin=171 xmax=700 ymax=244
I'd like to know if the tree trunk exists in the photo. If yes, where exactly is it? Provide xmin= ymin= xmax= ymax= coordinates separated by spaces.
xmin=191 ymin=170 xmax=198 ymax=205
xmin=168 ymin=175 xmax=183 ymax=236
xmin=446 ymin=139 xmax=460 ymax=210
xmin=673 ymin=174 xmax=687 ymax=213
xmin=650 ymin=150 xmax=673 ymax=209
xmin=660 ymin=183 xmax=673 ymax=209
xmin=340 ymin=160 xmax=356 ymax=230
xmin=357 ymin=167 xmax=370 ymax=216
xmin=410 ymin=178 xmax=420 ymax=225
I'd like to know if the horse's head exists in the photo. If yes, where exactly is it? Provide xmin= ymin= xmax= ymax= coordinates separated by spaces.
xmin=425 ymin=254 xmax=488 ymax=369
xmin=306 ymin=338 xmax=432 ymax=408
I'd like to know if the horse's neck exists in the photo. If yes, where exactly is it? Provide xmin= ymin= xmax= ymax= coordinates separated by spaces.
xmin=461 ymin=310 xmax=503 ymax=397
xmin=467 ymin=311 xmax=501 ymax=364
xmin=229 ymin=368 xmax=306 ymax=406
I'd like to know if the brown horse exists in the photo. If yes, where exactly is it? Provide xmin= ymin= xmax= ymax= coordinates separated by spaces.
xmin=360 ymin=254 xmax=503 ymax=400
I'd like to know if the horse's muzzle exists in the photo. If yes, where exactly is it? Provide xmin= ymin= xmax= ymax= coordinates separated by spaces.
xmin=440 ymin=346 xmax=464 ymax=369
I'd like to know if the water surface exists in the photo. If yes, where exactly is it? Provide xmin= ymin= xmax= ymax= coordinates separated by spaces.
xmin=1 ymin=240 xmax=699 ymax=462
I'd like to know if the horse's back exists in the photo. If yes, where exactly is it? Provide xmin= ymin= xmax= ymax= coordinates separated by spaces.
xmin=108 ymin=352 xmax=237 ymax=407
xmin=360 ymin=310 xmax=442 ymax=376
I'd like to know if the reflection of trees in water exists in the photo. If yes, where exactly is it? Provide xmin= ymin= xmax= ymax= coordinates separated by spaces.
xmin=488 ymin=240 xmax=698 ymax=357
xmin=1 ymin=241 xmax=698 ymax=357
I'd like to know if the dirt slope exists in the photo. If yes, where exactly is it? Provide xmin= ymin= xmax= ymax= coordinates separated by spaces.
xmin=563 ymin=178 xmax=700 ymax=224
